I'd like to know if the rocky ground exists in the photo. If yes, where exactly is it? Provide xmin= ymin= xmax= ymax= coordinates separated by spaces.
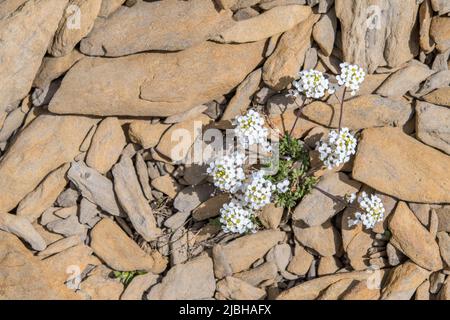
xmin=0 ymin=0 xmax=450 ymax=300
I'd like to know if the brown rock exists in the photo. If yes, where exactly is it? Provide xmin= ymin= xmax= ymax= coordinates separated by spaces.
xmin=37 ymin=235 xmax=83 ymax=259
xmin=277 ymin=270 xmax=375 ymax=300
xmin=381 ymin=261 xmax=431 ymax=300
xmin=430 ymin=16 xmax=450 ymax=52
xmin=50 ymin=41 xmax=265 ymax=116
xmin=0 ymin=213 xmax=47 ymax=251
xmin=98 ymin=0 xmax=125 ymax=17
xmin=293 ymin=173 xmax=361 ymax=226
xmin=293 ymin=220 xmax=342 ymax=257
xmin=389 ymin=202 xmax=443 ymax=271
xmin=437 ymin=232 xmax=450 ymax=267
xmin=287 ymin=242 xmax=314 ymax=276
xmin=352 ymin=127 xmax=450 ymax=203
xmin=436 ymin=206 xmax=450 ymax=232
xmin=234 ymin=262 xmax=278 ymax=287
xmin=78 ymin=265 xmax=124 ymax=300
xmin=16 ymin=163 xmax=70 ymax=222
xmin=312 ymin=9 xmax=337 ymax=56
xmin=48 ymin=0 xmax=102 ymax=57
xmin=318 ymin=256 xmax=342 ymax=276
xmin=419 ymin=0 xmax=435 ymax=54
xmin=81 ymin=0 xmax=232 ymax=56
xmin=302 ymin=95 xmax=412 ymax=130
xmin=423 ymin=87 xmax=450 ymax=107
xmin=262 ymin=13 xmax=319 ymax=90
xmin=147 ymin=254 xmax=215 ymax=300
xmin=221 ymin=68 xmax=261 ymax=120
xmin=86 ymin=117 xmax=126 ymax=174
xmin=212 ymin=230 xmax=285 ymax=278
xmin=335 ymin=0 xmax=419 ymax=73
xmin=156 ymin=114 xmax=211 ymax=162
xmin=258 ymin=203 xmax=284 ymax=229
xmin=340 ymin=280 xmax=381 ymax=300
xmin=269 ymin=108 xmax=318 ymax=139
xmin=0 ymin=0 xmax=69 ymax=113
xmin=120 ymin=272 xmax=159 ymax=300
xmin=193 ymin=193 xmax=230 ymax=221
xmin=216 ymin=276 xmax=266 ymax=300
xmin=213 ymin=5 xmax=311 ymax=43
xmin=128 ymin=121 xmax=170 ymax=149
xmin=112 ymin=155 xmax=161 ymax=241
xmin=90 ymin=218 xmax=166 ymax=273
xmin=0 ymin=114 xmax=96 ymax=213
xmin=0 ymin=231 xmax=78 ymax=299
xmin=151 ymin=175 xmax=182 ymax=199
xmin=416 ymin=101 xmax=450 ymax=155
xmin=164 ymin=104 xmax=208 ymax=124
xmin=33 ymin=50 xmax=84 ymax=88
xmin=317 ymin=278 xmax=355 ymax=300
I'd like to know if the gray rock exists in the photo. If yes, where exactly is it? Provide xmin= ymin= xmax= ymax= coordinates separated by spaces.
xmin=112 ymin=155 xmax=161 ymax=241
xmin=56 ymin=188 xmax=79 ymax=207
xmin=266 ymin=243 xmax=292 ymax=272
xmin=79 ymin=198 xmax=100 ymax=227
xmin=67 ymin=161 xmax=122 ymax=216
xmin=147 ymin=254 xmax=216 ymax=300
xmin=173 ymin=184 xmax=215 ymax=213
xmin=46 ymin=214 xmax=87 ymax=237
xmin=164 ymin=211 xmax=191 ymax=230
xmin=170 ymin=228 xmax=188 ymax=266
xmin=135 ymin=153 xmax=153 ymax=201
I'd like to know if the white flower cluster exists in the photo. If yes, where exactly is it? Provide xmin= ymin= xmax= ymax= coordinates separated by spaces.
xmin=220 ymin=201 xmax=257 ymax=234
xmin=348 ymin=192 xmax=385 ymax=229
xmin=336 ymin=63 xmax=366 ymax=96
xmin=292 ymin=70 xmax=331 ymax=99
xmin=241 ymin=171 xmax=276 ymax=210
xmin=207 ymin=153 xmax=245 ymax=193
xmin=234 ymin=110 xmax=271 ymax=151
xmin=276 ymin=179 xmax=290 ymax=193
xmin=316 ymin=128 xmax=357 ymax=169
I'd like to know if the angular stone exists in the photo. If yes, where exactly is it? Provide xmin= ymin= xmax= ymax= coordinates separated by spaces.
xmin=431 ymin=0 xmax=450 ymax=15
xmin=258 ymin=203 xmax=284 ymax=229
xmin=0 ymin=114 xmax=96 ymax=213
xmin=112 ymin=156 xmax=160 ymax=241
xmin=193 ymin=193 xmax=231 ymax=221
xmin=216 ymin=276 xmax=266 ymax=300
xmin=430 ymin=16 xmax=450 ymax=52
xmin=293 ymin=220 xmax=342 ymax=257
xmin=0 ymin=0 xmax=68 ymax=113
xmin=212 ymin=230 xmax=285 ymax=278
xmin=135 ymin=153 xmax=153 ymax=201
xmin=128 ymin=121 xmax=170 ymax=150
xmin=335 ymin=0 xmax=419 ymax=73
xmin=302 ymin=95 xmax=413 ymax=130
xmin=416 ymin=101 xmax=450 ymax=155
xmin=269 ymin=108 xmax=318 ymax=138
xmin=16 ymin=163 xmax=70 ymax=222
xmin=312 ymin=9 xmax=337 ymax=56
xmin=213 ymin=5 xmax=311 ymax=43
xmin=0 ymin=231 xmax=78 ymax=299
xmin=120 ymin=272 xmax=159 ymax=300
xmin=381 ymin=261 xmax=431 ymax=300
xmin=164 ymin=104 xmax=208 ymax=124
xmin=424 ymin=87 xmax=450 ymax=107
xmin=37 ymin=235 xmax=83 ymax=259
xmin=436 ymin=206 xmax=450 ymax=232
xmin=156 ymin=114 xmax=211 ymax=162
xmin=353 ymin=127 xmax=450 ymax=203
xmin=376 ymin=61 xmax=435 ymax=98
xmin=419 ymin=0 xmax=434 ymax=54
xmin=416 ymin=70 xmax=450 ymax=97
xmin=340 ymin=280 xmax=381 ymax=300
xmin=173 ymin=184 xmax=215 ymax=213
xmin=48 ymin=0 xmax=102 ymax=57
xmin=234 ymin=262 xmax=278 ymax=287
xmin=151 ymin=175 xmax=181 ymax=199
xmin=78 ymin=265 xmax=124 ymax=300
xmin=86 ymin=117 xmax=126 ymax=174
xmin=221 ymin=68 xmax=261 ymax=120
xmin=437 ymin=232 xmax=450 ymax=267
xmin=293 ymin=173 xmax=361 ymax=226
xmin=90 ymin=218 xmax=165 ymax=273
xmin=50 ymin=41 xmax=265 ymax=117
xmin=68 ymin=161 xmax=122 ymax=216
xmin=0 ymin=213 xmax=47 ymax=251
xmin=262 ymin=13 xmax=318 ymax=90
xmin=98 ymin=0 xmax=125 ymax=17
xmin=287 ymin=242 xmax=314 ymax=276
xmin=389 ymin=202 xmax=443 ymax=271
xmin=46 ymin=214 xmax=87 ymax=238
xmin=147 ymin=254 xmax=215 ymax=300
xmin=81 ymin=0 xmax=232 ymax=56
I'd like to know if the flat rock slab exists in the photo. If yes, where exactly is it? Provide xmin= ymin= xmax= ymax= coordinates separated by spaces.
xmin=49 ymin=40 xmax=265 ymax=117
xmin=0 ymin=0 xmax=68 ymax=113
xmin=147 ymin=254 xmax=215 ymax=300
xmin=90 ymin=218 xmax=165 ymax=273
xmin=302 ymin=95 xmax=413 ymax=129
xmin=293 ymin=172 xmax=361 ymax=226
xmin=389 ymin=202 xmax=443 ymax=271
xmin=416 ymin=101 xmax=450 ymax=155
xmin=81 ymin=0 xmax=233 ymax=56
xmin=0 ymin=114 xmax=97 ymax=213
xmin=353 ymin=127 xmax=450 ymax=203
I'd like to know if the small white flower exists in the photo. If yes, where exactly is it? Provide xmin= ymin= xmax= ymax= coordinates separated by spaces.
xmin=315 ymin=128 xmax=357 ymax=169
xmin=345 ymin=193 xmax=357 ymax=204
xmin=336 ymin=62 xmax=365 ymax=96
xmin=241 ymin=171 xmax=276 ymax=211
xmin=347 ymin=192 xmax=385 ymax=229
xmin=206 ymin=153 xmax=246 ymax=193
xmin=276 ymin=179 xmax=290 ymax=193
xmin=292 ymin=70 xmax=330 ymax=99
xmin=219 ymin=200 xmax=257 ymax=234
xmin=234 ymin=110 xmax=271 ymax=151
